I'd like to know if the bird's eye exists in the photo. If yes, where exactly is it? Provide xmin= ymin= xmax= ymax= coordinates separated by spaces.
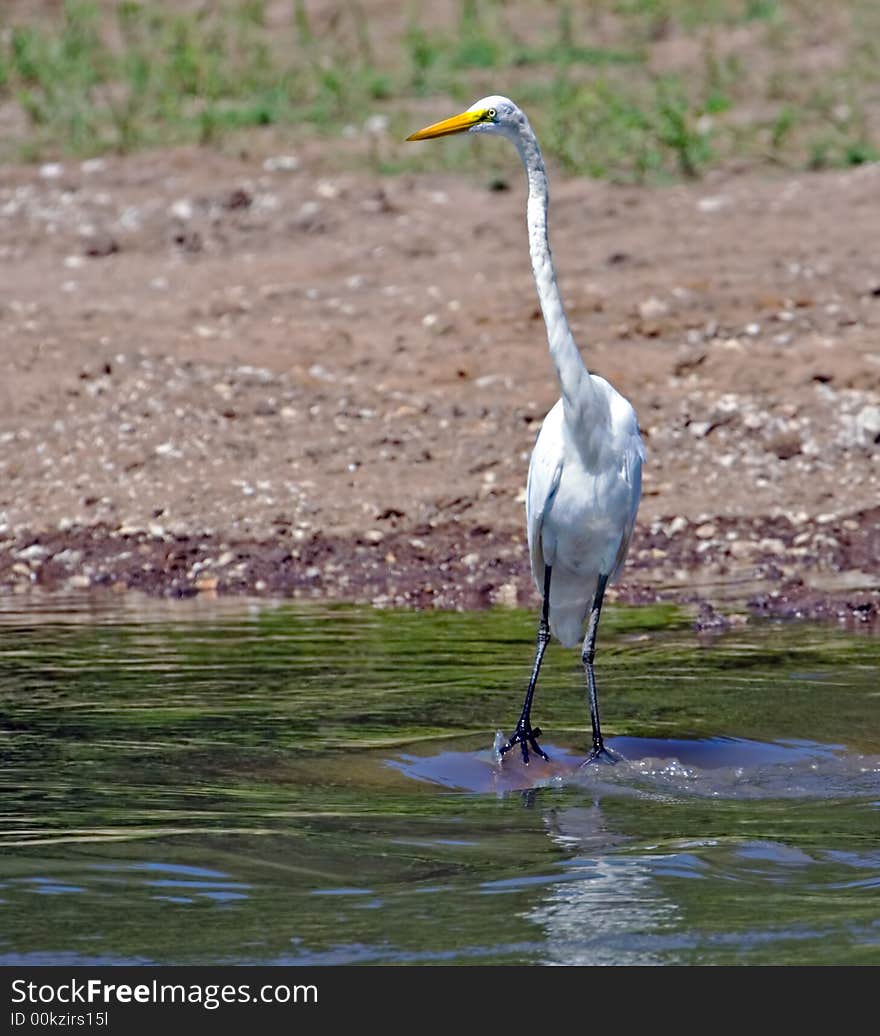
xmin=487 ymin=108 xmax=496 ymax=119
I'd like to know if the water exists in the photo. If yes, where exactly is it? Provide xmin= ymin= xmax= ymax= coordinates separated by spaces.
xmin=0 ymin=595 xmax=878 ymax=965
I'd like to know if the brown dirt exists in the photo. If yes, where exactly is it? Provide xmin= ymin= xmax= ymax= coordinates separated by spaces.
xmin=1 ymin=143 xmax=878 ymax=626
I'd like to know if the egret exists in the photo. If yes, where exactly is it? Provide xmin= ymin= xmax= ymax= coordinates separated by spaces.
xmin=407 ymin=96 xmax=644 ymax=765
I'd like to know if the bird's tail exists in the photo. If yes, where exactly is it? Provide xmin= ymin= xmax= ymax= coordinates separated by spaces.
xmin=549 ymin=605 xmax=588 ymax=649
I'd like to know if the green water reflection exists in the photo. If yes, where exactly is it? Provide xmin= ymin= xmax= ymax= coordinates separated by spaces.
xmin=0 ymin=596 xmax=878 ymax=965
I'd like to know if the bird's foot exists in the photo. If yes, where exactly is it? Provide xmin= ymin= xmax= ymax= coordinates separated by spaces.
xmin=498 ymin=721 xmax=548 ymax=766
xmin=582 ymin=743 xmax=620 ymax=767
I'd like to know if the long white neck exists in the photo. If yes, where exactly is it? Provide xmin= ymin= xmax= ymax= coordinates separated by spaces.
xmin=512 ymin=123 xmax=595 ymax=423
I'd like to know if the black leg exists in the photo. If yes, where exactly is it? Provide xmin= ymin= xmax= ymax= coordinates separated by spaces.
xmin=582 ymin=573 xmax=618 ymax=765
xmin=499 ymin=564 xmax=552 ymax=765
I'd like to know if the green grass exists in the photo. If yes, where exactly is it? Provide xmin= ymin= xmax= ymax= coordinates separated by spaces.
xmin=0 ymin=0 xmax=879 ymax=182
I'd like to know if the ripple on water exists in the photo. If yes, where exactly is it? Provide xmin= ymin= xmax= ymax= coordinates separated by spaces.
xmin=388 ymin=735 xmax=880 ymax=800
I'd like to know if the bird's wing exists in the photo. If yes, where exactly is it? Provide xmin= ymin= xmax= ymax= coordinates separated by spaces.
xmin=526 ymin=401 xmax=565 ymax=589
xmin=610 ymin=433 xmax=644 ymax=582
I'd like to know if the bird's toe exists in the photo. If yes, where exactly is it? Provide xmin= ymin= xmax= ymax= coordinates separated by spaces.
xmin=499 ymin=723 xmax=548 ymax=765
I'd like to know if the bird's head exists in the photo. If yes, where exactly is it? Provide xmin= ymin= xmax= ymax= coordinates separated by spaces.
xmin=406 ymin=95 xmax=525 ymax=144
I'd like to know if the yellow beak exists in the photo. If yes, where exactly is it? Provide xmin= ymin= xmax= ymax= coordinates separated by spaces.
xmin=406 ymin=108 xmax=486 ymax=141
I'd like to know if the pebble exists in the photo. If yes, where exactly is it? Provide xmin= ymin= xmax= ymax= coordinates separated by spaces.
xmin=855 ymin=404 xmax=880 ymax=444
xmin=637 ymin=296 xmax=668 ymax=320
xmin=55 ymin=549 xmax=83 ymax=565
xmin=294 ymin=200 xmax=321 ymax=227
xmin=17 ymin=544 xmax=50 ymax=562
xmin=263 ymin=155 xmax=300 ymax=172
xmin=666 ymin=516 xmax=688 ymax=536
xmin=492 ymin=582 xmax=519 ymax=607
xmin=757 ymin=538 xmax=786 ymax=554
xmin=697 ymin=195 xmax=728 ymax=212
xmin=170 ymin=199 xmax=194 ymax=221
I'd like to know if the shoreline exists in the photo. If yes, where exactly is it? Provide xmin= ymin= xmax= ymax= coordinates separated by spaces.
xmin=2 ymin=511 xmax=877 ymax=628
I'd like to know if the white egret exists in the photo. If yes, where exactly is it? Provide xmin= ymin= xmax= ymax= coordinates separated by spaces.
xmin=407 ymin=96 xmax=644 ymax=765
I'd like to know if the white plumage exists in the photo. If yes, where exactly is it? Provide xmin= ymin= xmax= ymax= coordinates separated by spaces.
xmin=527 ymin=391 xmax=643 ymax=649
xmin=408 ymin=95 xmax=644 ymax=764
